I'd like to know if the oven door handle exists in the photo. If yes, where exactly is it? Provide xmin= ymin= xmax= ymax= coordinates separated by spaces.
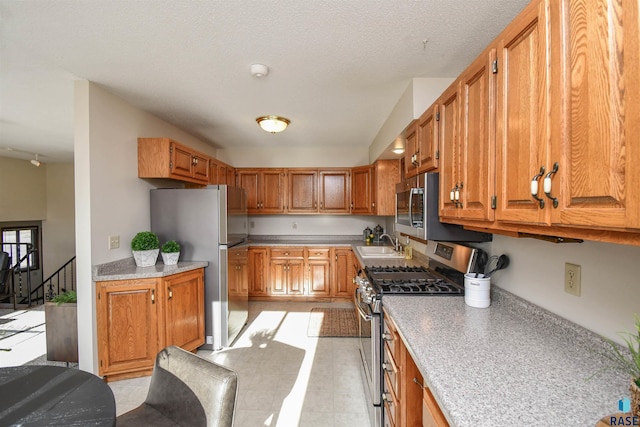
xmin=354 ymin=289 xmax=373 ymax=321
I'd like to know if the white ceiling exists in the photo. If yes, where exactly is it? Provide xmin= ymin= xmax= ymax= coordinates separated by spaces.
xmin=0 ymin=0 xmax=529 ymax=163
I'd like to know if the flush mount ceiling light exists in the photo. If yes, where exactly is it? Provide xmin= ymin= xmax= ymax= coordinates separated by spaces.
xmin=256 ymin=116 xmax=290 ymax=133
xmin=392 ymin=137 xmax=405 ymax=154
xmin=30 ymin=153 xmax=41 ymax=167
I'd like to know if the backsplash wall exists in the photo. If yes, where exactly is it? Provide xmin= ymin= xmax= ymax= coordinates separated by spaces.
xmin=249 ymin=215 xmax=389 ymax=238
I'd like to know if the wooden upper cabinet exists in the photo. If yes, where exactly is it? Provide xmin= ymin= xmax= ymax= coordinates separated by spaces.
xmin=351 ymin=165 xmax=375 ymax=214
xmin=374 ymin=159 xmax=401 ymax=216
xmin=438 ymin=81 xmax=462 ymax=220
xmin=237 ymin=169 xmax=286 ymax=214
xmin=261 ymin=170 xmax=287 ymax=213
xmin=209 ymin=159 xmax=235 ymax=185
xmin=319 ymin=169 xmax=350 ymax=213
xmin=548 ymin=0 xmax=640 ymax=230
xmin=404 ymin=122 xmax=418 ymax=178
xmin=288 ymin=169 xmax=318 ymax=213
xmin=494 ymin=0 xmax=550 ymax=225
xmin=417 ymin=105 xmax=439 ymax=173
xmin=138 ymin=137 xmax=210 ymax=185
xmin=457 ymin=46 xmax=496 ymax=222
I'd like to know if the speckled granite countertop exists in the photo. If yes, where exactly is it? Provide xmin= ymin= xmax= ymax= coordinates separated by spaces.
xmin=383 ymin=290 xmax=629 ymax=427
xmin=92 ymin=258 xmax=208 ymax=281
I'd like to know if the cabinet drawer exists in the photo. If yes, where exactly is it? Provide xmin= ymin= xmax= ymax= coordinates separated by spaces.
xmin=383 ymin=309 xmax=400 ymax=362
xmin=270 ymin=248 xmax=304 ymax=259
xmin=383 ymin=373 xmax=399 ymax=427
xmin=306 ymin=248 xmax=331 ymax=259
xmin=383 ymin=345 xmax=400 ymax=399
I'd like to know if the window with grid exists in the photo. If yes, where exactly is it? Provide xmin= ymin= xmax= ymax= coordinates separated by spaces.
xmin=1 ymin=226 xmax=40 ymax=271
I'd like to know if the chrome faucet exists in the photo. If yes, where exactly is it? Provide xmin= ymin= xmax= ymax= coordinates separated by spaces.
xmin=379 ymin=233 xmax=400 ymax=252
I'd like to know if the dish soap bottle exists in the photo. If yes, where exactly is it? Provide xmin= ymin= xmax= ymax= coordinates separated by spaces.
xmin=404 ymin=242 xmax=413 ymax=260
xmin=363 ymin=227 xmax=372 ymax=242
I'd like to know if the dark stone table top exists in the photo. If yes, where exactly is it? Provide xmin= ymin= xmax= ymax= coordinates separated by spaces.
xmin=0 ymin=365 xmax=116 ymax=426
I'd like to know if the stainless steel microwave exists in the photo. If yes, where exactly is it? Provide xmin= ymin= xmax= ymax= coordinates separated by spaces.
xmin=395 ymin=173 xmax=492 ymax=242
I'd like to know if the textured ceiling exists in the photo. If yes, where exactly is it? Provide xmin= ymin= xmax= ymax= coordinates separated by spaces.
xmin=0 ymin=0 xmax=529 ymax=163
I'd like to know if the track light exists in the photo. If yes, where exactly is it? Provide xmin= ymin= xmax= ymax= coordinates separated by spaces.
xmin=30 ymin=154 xmax=41 ymax=167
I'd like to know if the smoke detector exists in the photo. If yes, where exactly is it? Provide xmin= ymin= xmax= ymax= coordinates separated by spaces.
xmin=250 ymin=64 xmax=269 ymax=78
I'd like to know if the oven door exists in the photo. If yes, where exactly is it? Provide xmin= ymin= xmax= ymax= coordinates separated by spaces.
xmin=354 ymin=288 xmax=382 ymax=411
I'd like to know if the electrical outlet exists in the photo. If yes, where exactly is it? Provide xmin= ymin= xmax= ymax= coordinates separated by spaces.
xmin=108 ymin=235 xmax=120 ymax=250
xmin=564 ymin=262 xmax=581 ymax=296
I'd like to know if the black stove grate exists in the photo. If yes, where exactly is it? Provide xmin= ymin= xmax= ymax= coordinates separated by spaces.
xmin=365 ymin=266 xmax=464 ymax=296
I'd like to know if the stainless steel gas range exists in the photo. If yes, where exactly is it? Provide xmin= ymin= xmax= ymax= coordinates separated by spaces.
xmin=354 ymin=241 xmax=482 ymax=427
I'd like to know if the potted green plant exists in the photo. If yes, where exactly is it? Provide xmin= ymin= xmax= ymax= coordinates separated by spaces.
xmin=131 ymin=231 xmax=160 ymax=267
xmin=161 ymin=240 xmax=181 ymax=265
xmin=599 ymin=316 xmax=640 ymax=417
xmin=45 ymin=290 xmax=78 ymax=363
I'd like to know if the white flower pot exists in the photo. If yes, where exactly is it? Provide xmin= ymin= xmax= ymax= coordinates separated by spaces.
xmin=133 ymin=249 xmax=159 ymax=267
xmin=161 ymin=252 xmax=180 ymax=265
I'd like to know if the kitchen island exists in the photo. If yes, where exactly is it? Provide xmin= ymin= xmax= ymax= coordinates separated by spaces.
xmin=383 ymin=289 xmax=630 ymax=426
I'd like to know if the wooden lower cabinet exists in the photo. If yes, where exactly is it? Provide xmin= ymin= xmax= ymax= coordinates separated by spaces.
xmin=248 ymin=246 xmax=354 ymax=300
xmin=96 ymin=268 xmax=205 ymax=382
xmin=384 ymin=308 xmax=449 ymax=427
xmin=248 ymin=247 xmax=269 ymax=296
xmin=332 ymin=248 xmax=353 ymax=297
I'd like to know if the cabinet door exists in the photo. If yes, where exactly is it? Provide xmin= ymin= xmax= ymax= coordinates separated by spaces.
xmin=438 ymin=81 xmax=462 ymax=219
xmin=261 ymin=169 xmax=287 ymax=213
xmin=495 ymin=0 xmax=550 ymax=225
xmin=550 ymin=0 xmax=640 ymax=229
xmin=288 ymin=260 xmax=306 ymax=295
xmin=164 ymin=269 xmax=205 ymax=351
xmin=269 ymin=260 xmax=288 ymax=295
xmin=192 ymin=154 xmax=210 ymax=182
xmin=417 ymin=105 xmax=439 ymax=173
xmin=319 ymin=170 xmax=350 ymax=213
xmin=458 ymin=48 xmax=496 ymax=222
xmin=333 ymin=248 xmax=353 ymax=297
xmin=288 ymin=169 xmax=318 ymax=212
xmin=248 ymin=248 xmax=269 ymax=296
xmin=171 ymin=142 xmax=196 ymax=180
xmin=97 ymin=279 xmax=159 ymax=377
xmin=351 ymin=165 xmax=374 ymax=214
xmin=237 ymin=169 xmax=261 ymax=212
xmin=404 ymin=122 xmax=418 ymax=178
xmin=374 ymin=159 xmax=401 ymax=216
xmin=209 ymin=161 xmax=219 ymax=185
xmin=307 ymin=260 xmax=330 ymax=296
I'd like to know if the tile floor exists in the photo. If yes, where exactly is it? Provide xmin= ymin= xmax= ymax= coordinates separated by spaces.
xmin=108 ymin=300 xmax=371 ymax=427
xmin=0 ymin=306 xmax=49 ymax=367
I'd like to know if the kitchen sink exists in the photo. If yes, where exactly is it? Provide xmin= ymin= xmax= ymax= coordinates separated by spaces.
xmin=355 ymin=245 xmax=404 ymax=259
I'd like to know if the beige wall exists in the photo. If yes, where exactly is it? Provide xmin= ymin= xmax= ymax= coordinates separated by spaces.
xmin=74 ymin=81 xmax=220 ymax=373
xmin=42 ymin=163 xmax=75 ymax=279
xmin=0 ymin=157 xmax=75 ymax=281
xmin=0 ymin=157 xmax=47 ymax=221
xmin=396 ymin=230 xmax=640 ymax=345
xmin=218 ymin=146 xmax=369 ymax=168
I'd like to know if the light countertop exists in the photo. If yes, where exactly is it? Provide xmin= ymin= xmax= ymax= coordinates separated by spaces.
xmin=383 ymin=289 xmax=629 ymax=426
xmin=92 ymin=258 xmax=207 ymax=281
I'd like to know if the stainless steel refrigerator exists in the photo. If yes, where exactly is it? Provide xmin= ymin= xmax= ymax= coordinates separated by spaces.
xmin=151 ymin=186 xmax=248 ymax=350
